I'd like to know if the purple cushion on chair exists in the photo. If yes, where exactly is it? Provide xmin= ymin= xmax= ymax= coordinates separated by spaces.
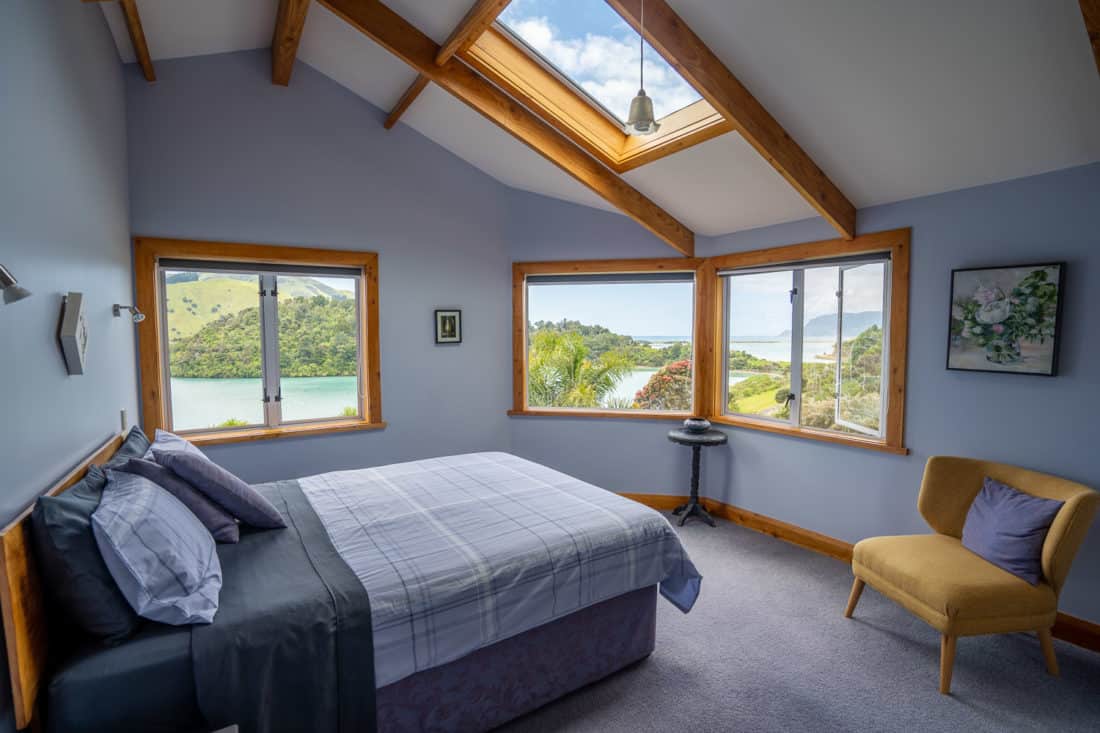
xmin=152 ymin=450 xmax=285 ymax=530
xmin=113 ymin=458 xmax=240 ymax=544
xmin=961 ymin=477 xmax=1063 ymax=585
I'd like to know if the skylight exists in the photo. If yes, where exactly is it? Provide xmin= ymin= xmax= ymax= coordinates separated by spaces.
xmin=497 ymin=0 xmax=703 ymax=124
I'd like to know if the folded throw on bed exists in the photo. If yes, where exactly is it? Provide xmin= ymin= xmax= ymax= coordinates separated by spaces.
xmin=190 ymin=480 xmax=375 ymax=733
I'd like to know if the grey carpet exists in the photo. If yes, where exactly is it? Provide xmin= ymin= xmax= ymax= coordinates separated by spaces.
xmin=500 ymin=514 xmax=1100 ymax=732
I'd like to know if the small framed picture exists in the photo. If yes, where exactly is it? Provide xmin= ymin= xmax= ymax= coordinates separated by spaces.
xmin=435 ymin=309 xmax=462 ymax=344
xmin=946 ymin=263 xmax=1065 ymax=376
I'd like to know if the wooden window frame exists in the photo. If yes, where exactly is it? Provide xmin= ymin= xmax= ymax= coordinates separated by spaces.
xmin=701 ymin=229 xmax=911 ymax=454
xmin=511 ymin=229 xmax=911 ymax=454
xmin=134 ymin=237 xmax=385 ymax=446
xmin=462 ymin=26 xmax=733 ymax=174
xmin=511 ymin=257 xmax=705 ymax=421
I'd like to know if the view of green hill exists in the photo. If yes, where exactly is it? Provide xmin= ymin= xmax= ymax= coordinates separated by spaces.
xmin=164 ymin=275 xmax=352 ymax=339
xmin=169 ymin=295 xmax=357 ymax=378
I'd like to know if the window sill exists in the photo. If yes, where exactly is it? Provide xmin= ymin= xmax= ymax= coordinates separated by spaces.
xmin=707 ymin=414 xmax=909 ymax=455
xmin=184 ymin=419 xmax=387 ymax=447
xmin=508 ymin=409 xmax=691 ymax=422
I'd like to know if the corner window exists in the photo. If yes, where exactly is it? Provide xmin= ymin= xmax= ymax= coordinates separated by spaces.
xmin=721 ymin=256 xmax=889 ymax=438
xmin=513 ymin=262 xmax=700 ymax=417
xmin=135 ymin=239 xmax=383 ymax=445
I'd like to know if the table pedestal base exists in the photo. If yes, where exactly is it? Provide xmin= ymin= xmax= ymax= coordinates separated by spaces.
xmin=672 ymin=500 xmax=716 ymax=527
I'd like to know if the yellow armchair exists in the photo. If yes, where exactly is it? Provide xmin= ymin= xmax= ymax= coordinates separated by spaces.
xmin=844 ymin=456 xmax=1099 ymax=694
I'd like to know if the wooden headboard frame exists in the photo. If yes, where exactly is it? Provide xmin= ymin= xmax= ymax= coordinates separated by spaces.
xmin=0 ymin=432 xmax=124 ymax=730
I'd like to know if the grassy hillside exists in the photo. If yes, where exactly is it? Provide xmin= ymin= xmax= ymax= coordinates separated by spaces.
xmin=164 ymin=275 xmax=352 ymax=339
xmin=169 ymin=295 xmax=357 ymax=378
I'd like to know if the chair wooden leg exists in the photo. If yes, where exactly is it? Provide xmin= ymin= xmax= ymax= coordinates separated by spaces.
xmin=1038 ymin=628 xmax=1059 ymax=676
xmin=939 ymin=635 xmax=957 ymax=694
xmin=844 ymin=578 xmax=865 ymax=618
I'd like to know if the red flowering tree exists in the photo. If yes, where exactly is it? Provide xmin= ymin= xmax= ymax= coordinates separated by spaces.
xmin=634 ymin=360 xmax=693 ymax=411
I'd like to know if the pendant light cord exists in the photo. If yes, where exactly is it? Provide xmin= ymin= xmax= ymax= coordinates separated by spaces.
xmin=639 ymin=0 xmax=645 ymax=91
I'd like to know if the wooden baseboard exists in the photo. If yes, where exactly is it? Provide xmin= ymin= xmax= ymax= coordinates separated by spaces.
xmin=621 ymin=492 xmax=1100 ymax=654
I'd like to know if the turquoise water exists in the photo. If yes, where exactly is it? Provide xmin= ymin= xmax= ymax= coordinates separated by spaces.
xmin=170 ymin=376 xmax=358 ymax=430
xmin=170 ymin=343 xmax=828 ymax=425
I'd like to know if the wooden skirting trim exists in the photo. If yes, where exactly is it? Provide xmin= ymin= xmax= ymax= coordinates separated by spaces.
xmin=1052 ymin=613 xmax=1100 ymax=654
xmin=621 ymin=492 xmax=1100 ymax=654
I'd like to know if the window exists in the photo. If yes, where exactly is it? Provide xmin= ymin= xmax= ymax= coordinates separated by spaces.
xmin=513 ymin=260 xmax=701 ymax=417
xmin=721 ymin=257 xmax=888 ymax=437
xmin=511 ymin=230 xmax=910 ymax=454
xmin=707 ymin=229 xmax=910 ymax=453
xmin=497 ymin=1 xmax=701 ymax=124
xmin=461 ymin=5 xmax=732 ymax=174
xmin=136 ymin=239 xmax=383 ymax=445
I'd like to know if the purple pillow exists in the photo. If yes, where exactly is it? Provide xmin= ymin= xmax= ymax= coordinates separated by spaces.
xmin=152 ymin=450 xmax=285 ymax=530
xmin=143 ymin=428 xmax=205 ymax=460
xmin=961 ymin=477 xmax=1063 ymax=585
xmin=113 ymin=458 xmax=240 ymax=544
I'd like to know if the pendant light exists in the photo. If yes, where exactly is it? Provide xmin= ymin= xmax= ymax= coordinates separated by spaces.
xmin=624 ymin=0 xmax=660 ymax=135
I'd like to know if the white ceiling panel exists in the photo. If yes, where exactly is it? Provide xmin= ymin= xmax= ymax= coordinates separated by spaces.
xmin=101 ymin=0 xmax=278 ymax=64
xmin=668 ymin=0 xmax=1100 ymax=209
xmin=623 ymin=133 xmax=818 ymax=236
xmin=382 ymin=0 xmax=480 ymax=44
xmin=297 ymin=2 xmax=417 ymax=112
xmin=400 ymin=84 xmax=618 ymax=213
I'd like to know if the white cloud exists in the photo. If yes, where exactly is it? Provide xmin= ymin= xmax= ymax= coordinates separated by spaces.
xmin=502 ymin=15 xmax=701 ymax=121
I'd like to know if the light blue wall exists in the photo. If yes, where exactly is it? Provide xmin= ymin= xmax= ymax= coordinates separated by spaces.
xmin=0 ymin=2 xmax=135 ymax=522
xmin=125 ymin=50 xmax=514 ymax=482
xmin=0 ymin=2 xmax=134 ymax=729
xmin=508 ymin=163 xmax=1100 ymax=622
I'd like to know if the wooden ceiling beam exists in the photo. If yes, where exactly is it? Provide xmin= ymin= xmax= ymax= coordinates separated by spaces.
xmin=605 ymin=0 xmax=856 ymax=240
xmin=83 ymin=0 xmax=156 ymax=81
xmin=384 ymin=74 xmax=430 ymax=129
xmin=383 ymin=1 xmax=510 ymax=130
xmin=272 ymin=0 xmax=312 ymax=86
xmin=319 ymin=0 xmax=694 ymax=255
xmin=1082 ymin=0 xmax=1100 ymax=77
xmin=435 ymin=0 xmax=511 ymax=65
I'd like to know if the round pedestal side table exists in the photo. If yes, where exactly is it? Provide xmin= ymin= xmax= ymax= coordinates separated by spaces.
xmin=667 ymin=428 xmax=728 ymax=527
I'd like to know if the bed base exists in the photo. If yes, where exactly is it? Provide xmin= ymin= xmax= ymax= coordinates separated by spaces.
xmin=376 ymin=585 xmax=658 ymax=732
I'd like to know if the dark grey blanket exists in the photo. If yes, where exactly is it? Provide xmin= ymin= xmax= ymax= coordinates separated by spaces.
xmin=191 ymin=479 xmax=375 ymax=733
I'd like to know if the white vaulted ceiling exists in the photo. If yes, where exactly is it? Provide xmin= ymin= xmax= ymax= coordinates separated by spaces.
xmin=100 ymin=0 xmax=1100 ymax=237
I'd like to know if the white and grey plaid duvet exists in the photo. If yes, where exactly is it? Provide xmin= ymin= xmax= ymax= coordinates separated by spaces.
xmin=299 ymin=452 xmax=701 ymax=687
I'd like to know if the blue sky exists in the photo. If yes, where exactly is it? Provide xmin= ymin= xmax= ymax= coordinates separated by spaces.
xmin=528 ymin=282 xmax=695 ymax=338
xmin=526 ymin=264 xmax=885 ymax=342
xmin=728 ymin=264 xmax=885 ymax=340
xmin=498 ymin=0 xmax=701 ymax=121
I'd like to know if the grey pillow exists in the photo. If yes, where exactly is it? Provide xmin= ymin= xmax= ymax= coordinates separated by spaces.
xmin=92 ymin=470 xmax=222 ymax=625
xmin=106 ymin=426 xmax=152 ymax=467
xmin=113 ymin=458 xmax=240 ymax=544
xmin=29 ymin=466 xmax=140 ymax=642
xmin=143 ymin=428 xmax=204 ymax=460
xmin=153 ymin=450 xmax=286 ymax=530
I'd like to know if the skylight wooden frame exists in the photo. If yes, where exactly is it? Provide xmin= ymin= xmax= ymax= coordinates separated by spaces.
xmin=463 ymin=25 xmax=733 ymax=173
xmin=134 ymin=237 xmax=385 ymax=446
xmin=320 ymin=0 xmax=694 ymax=256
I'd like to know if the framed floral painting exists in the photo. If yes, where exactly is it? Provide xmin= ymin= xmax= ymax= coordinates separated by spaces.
xmin=947 ymin=263 xmax=1065 ymax=376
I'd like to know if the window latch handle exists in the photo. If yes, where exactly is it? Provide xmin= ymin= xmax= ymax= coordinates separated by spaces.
xmin=789 ymin=287 xmax=799 ymax=304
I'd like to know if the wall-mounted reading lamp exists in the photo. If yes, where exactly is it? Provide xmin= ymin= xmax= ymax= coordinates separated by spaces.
xmin=0 ymin=265 xmax=32 ymax=305
xmin=113 ymin=304 xmax=146 ymax=323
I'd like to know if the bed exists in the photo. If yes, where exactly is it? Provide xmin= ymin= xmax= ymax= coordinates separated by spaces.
xmin=1 ymin=435 xmax=701 ymax=732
